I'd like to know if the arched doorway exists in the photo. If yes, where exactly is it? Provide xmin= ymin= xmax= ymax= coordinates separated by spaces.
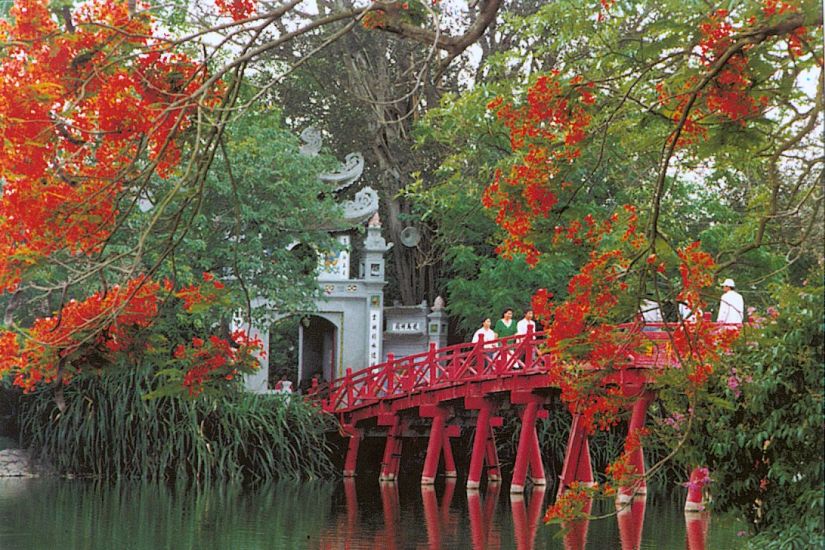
xmin=268 ymin=316 xmax=300 ymax=390
xmin=298 ymin=315 xmax=338 ymax=391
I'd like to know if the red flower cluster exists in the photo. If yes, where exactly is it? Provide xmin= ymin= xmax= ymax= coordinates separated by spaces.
xmin=0 ymin=276 xmax=163 ymax=392
xmin=175 ymin=272 xmax=226 ymax=312
xmin=0 ymin=270 xmax=257 ymax=398
xmin=605 ymin=427 xmax=650 ymax=487
xmin=362 ymin=10 xmax=387 ymax=30
xmin=174 ymin=331 xmax=263 ymax=397
xmin=215 ymin=0 xmax=256 ymax=22
xmin=657 ymin=2 xmax=808 ymax=147
xmin=484 ymin=73 xmax=596 ymax=265
xmin=0 ymin=0 xmax=218 ymax=292
xmin=543 ymin=482 xmax=594 ymax=524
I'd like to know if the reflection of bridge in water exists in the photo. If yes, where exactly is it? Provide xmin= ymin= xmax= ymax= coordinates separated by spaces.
xmin=317 ymin=324 xmax=719 ymax=510
xmin=314 ymin=478 xmax=711 ymax=549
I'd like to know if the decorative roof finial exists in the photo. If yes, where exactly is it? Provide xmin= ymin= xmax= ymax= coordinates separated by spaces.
xmin=368 ymin=212 xmax=381 ymax=228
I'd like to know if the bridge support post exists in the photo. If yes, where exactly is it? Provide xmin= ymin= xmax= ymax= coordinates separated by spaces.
xmin=485 ymin=431 xmax=501 ymax=482
xmin=443 ymin=428 xmax=457 ymax=478
xmin=511 ymin=396 xmax=546 ymax=494
xmin=342 ymin=425 xmax=362 ymax=477
xmin=618 ymin=390 xmax=655 ymax=503
xmin=558 ymin=413 xmax=595 ymax=497
xmin=380 ymin=415 xmax=404 ymax=481
xmin=685 ymin=466 xmax=709 ymax=512
xmin=420 ymin=405 xmax=456 ymax=485
xmin=465 ymin=397 xmax=500 ymax=489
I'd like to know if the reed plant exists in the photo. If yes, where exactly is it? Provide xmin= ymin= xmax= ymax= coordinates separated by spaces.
xmin=19 ymin=365 xmax=336 ymax=482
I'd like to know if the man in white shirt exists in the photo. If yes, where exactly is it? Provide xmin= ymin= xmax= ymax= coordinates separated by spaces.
xmin=516 ymin=309 xmax=536 ymax=336
xmin=717 ymin=278 xmax=744 ymax=324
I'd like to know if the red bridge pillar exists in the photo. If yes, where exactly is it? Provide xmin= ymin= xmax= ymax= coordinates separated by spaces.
xmin=558 ymin=413 xmax=595 ymax=497
xmin=465 ymin=397 xmax=502 ymax=489
xmin=511 ymin=392 xmax=547 ymax=494
xmin=379 ymin=414 xmax=405 ymax=482
xmin=618 ymin=390 xmax=656 ymax=502
xmin=342 ymin=424 xmax=362 ymax=477
xmin=420 ymin=405 xmax=458 ymax=485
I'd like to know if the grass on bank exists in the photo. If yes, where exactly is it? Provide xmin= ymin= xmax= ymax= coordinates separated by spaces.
xmin=19 ymin=366 xmax=336 ymax=482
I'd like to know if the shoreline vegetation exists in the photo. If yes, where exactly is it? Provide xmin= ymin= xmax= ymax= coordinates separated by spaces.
xmin=17 ymin=366 xmax=336 ymax=483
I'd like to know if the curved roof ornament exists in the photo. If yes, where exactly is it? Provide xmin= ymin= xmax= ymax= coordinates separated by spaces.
xmin=299 ymin=126 xmax=323 ymax=157
xmin=341 ymin=186 xmax=379 ymax=225
xmin=319 ymin=152 xmax=365 ymax=193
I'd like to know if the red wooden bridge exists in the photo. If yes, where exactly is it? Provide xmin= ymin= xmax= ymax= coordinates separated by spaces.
xmin=316 ymin=325 xmax=685 ymax=496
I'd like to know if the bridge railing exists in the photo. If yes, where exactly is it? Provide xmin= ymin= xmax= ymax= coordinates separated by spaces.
xmin=322 ymin=329 xmax=549 ymax=413
xmin=320 ymin=321 xmax=741 ymax=413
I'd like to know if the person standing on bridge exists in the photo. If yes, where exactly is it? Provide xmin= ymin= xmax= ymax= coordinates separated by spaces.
xmin=494 ymin=308 xmax=518 ymax=341
xmin=717 ymin=278 xmax=744 ymax=325
xmin=472 ymin=318 xmax=497 ymax=349
xmin=516 ymin=309 xmax=536 ymax=336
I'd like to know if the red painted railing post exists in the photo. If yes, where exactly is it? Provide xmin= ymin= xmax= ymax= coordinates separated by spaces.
xmin=404 ymin=359 xmax=415 ymax=392
xmin=475 ymin=335 xmax=486 ymax=375
xmin=524 ymin=324 xmax=535 ymax=368
xmin=428 ymin=342 xmax=437 ymax=385
xmin=385 ymin=353 xmax=395 ymax=396
xmin=345 ymin=368 xmax=353 ymax=408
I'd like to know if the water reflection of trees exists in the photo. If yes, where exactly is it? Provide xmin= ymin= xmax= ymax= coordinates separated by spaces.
xmin=0 ymin=478 xmax=336 ymax=548
xmin=0 ymin=478 xmax=713 ymax=549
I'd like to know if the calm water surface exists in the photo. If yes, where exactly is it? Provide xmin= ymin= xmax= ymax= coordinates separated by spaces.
xmin=0 ymin=476 xmax=746 ymax=549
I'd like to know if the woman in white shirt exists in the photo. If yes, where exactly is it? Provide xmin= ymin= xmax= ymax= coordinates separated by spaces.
xmin=472 ymin=318 xmax=497 ymax=349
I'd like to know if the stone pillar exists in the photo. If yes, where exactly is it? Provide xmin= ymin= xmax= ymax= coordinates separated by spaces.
xmin=234 ymin=304 xmax=271 ymax=393
xmin=362 ymin=213 xmax=392 ymax=367
xmin=427 ymin=296 xmax=448 ymax=350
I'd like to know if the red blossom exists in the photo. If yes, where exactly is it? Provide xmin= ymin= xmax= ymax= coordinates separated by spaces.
xmin=0 ymin=0 xmax=220 ymax=293
xmin=215 ymin=0 xmax=256 ymax=21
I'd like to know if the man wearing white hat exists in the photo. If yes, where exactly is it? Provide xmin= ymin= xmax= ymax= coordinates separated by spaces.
xmin=717 ymin=278 xmax=744 ymax=324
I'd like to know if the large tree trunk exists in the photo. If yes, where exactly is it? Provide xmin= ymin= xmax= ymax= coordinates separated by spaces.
xmin=343 ymin=39 xmax=438 ymax=305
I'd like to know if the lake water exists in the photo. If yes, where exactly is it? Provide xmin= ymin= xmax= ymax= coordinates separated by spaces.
xmin=0 ymin=476 xmax=747 ymax=549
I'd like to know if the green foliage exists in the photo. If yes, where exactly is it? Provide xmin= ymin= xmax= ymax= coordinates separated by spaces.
xmin=444 ymin=248 xmax=574 ymax=334
xmin=19 ymin=365 xmax=336 ymax=482
xmin=136 ymin=108 xmax=342 ymax=324
xmin=695 ymin=280 xmax=824 ymax=543
xmin=412 ymin=0 xmax=820 ymax=334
